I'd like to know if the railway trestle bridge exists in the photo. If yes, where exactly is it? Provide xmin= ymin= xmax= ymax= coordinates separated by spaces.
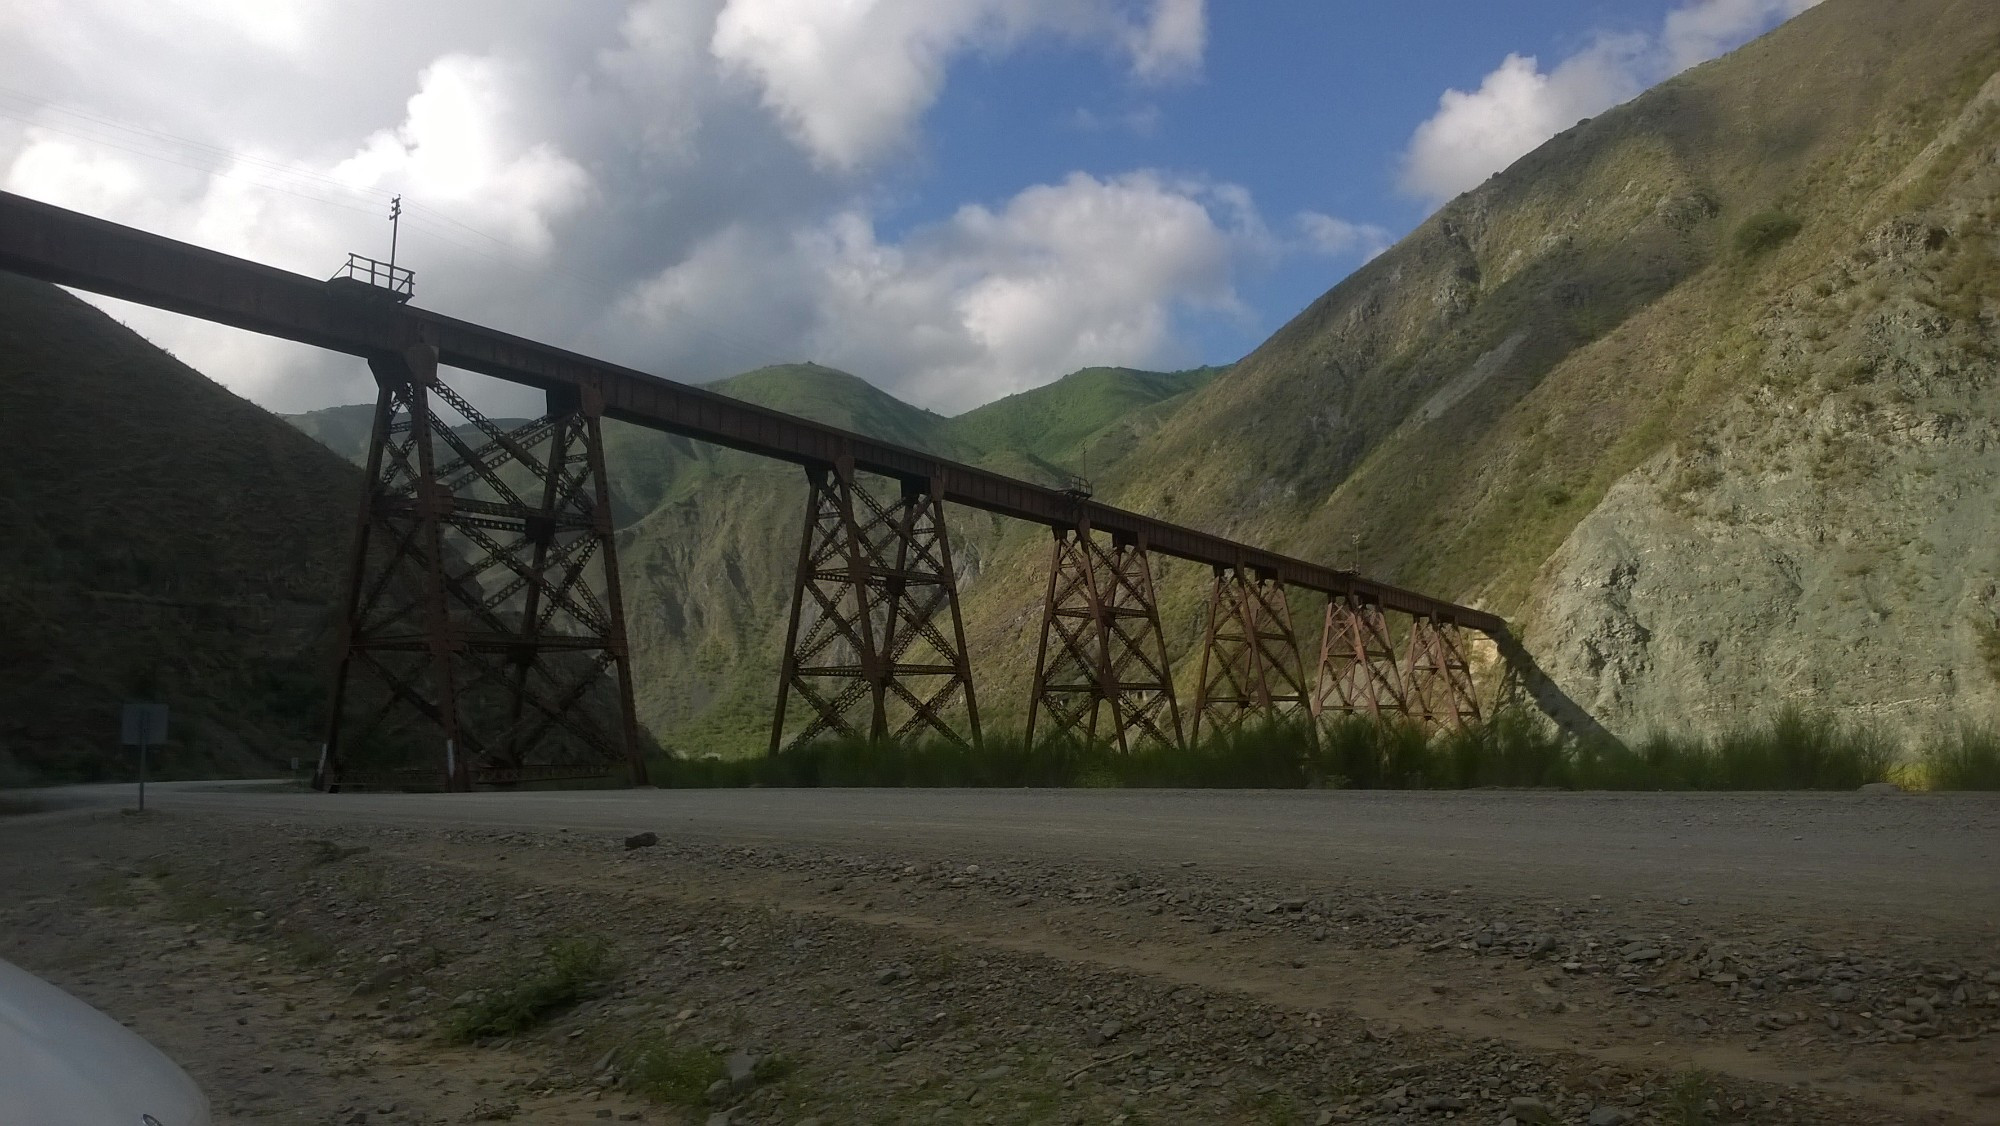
xmin=0 ymin=192 xmax=1600 ymax=790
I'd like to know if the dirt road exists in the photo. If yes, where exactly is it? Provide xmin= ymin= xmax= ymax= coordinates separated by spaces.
xmin=57 ymin=783 xmax=2000 ymax=928
xmin=6 ymin=786 xmax=1997 ymax=1124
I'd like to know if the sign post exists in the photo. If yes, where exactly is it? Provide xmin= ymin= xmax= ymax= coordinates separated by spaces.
xmin=119 ymin=702 xmax=168 ymax=811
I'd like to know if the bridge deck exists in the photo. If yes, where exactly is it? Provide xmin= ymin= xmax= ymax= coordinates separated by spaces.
xmin=0 ymin=190 xmax=1502 ymax=632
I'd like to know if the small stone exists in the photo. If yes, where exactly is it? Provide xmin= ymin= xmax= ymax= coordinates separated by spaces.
xmin=1829 ymin=984 xmax=1857 ymax=1003
xmin=725 ymin=1050 xmax=758 ymax=1090
xmin=1857 ymin=782 xmax=1902 ymax=795
xmin=1419 ymin=1094 xmax=1465 ymax=1112
xmin=623 ymin=832 xmax=659 ymax=850
xmin=1093 ymin=1020 xmax=1124 ymax=1045
xmin=1507 ymin=1097 xmax=1553 ymax=1123
xmin=1588 ymin=1109 xmax=1632 ymax=1126
xmin=704 ymin=1113 xmax=732 ymax=1126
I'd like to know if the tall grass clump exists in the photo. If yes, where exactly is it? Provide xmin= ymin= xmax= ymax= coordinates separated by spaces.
xmin=652 ymin=705 xmax=1919 ymax=792
xmin=446 ymin=936 xmax=611 ymax=1041
xmin=1924 ymin=724 xmax=2000 ymax=790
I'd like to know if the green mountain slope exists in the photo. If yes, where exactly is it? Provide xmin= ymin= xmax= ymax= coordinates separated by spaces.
xmin=982 ymin=0 xmax=2000 ymax=740
xmin=0 ymin=273 xmax=357 ymax=783
xmin=946 ymin=366 xmax=1222 ymax=482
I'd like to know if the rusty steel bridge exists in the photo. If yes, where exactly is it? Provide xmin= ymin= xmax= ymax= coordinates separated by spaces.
xmin=0 ymin=191 xmax=1582 ymax=790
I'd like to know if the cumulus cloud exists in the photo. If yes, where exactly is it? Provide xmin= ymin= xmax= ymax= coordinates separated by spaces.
xmin=710 ymin=0 xmax=1205 ymax=169
xmin=1295 ymin=212 xmax=1393 ymax=261
xmin=1399 ymin=0 xmax=1824 ymax=202
xmin=621 ymin=171 xmax=1250 ymax=411
xmin=0 ymin=0 xmax=1238 ymax=415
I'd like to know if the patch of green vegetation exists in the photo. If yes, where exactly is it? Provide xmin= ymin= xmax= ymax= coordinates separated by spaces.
xmin=658 ymin=706 xmax=1907 ymax=792
xmin=948 ymin=365 xmax=1223 ymax=474
xmin=274 ymin=924 xmax=338 ymax=968
xmin=1734 ymin=210 xmax=1803 ymax=257
xmin=1664 ymin=1067 xmax=1721 ymax=1125
xmin=618 ymin=1034 xmax=725 ymax=1105
xmin=445 ymin=936 xmax=613 ymax=1041
xmin=157 ymin=876 xmax=245 ymax=924
xmin=1923 ymin=725 xmax=2000 ymax=790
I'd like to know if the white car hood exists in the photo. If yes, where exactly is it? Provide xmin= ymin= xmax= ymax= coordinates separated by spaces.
xmin=0 ymin=957 xmax=211 ymax=1126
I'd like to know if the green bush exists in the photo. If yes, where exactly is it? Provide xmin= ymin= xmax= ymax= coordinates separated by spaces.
xmin=651 ymin=706 xmax=1929 ymax=792
xmin=1925 ymin=725 xmax=2000 ymax=790
xmin=446 ymin=936 xmax=611 ymax=1041
xmin=1734 ymin=210 xmax=1803 ymax=257
xmin=619 ymin=1035 xmax=724 ymax=1105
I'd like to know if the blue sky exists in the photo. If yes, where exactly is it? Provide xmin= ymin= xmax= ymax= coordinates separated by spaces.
xmin=0 ymin=0 xmax=1816 ymax=414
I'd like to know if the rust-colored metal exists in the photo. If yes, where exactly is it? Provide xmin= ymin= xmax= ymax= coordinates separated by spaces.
xmin=318 ymin=346 xmax=646 ymax=790
xmin=1309 ymin=595 xmax=1409 ymax=721
xmin=1402 ymin=614 xmax=1483 ymax=729
xmin=771 ymin=462 xmax=979 ymax=751
xmin=0 ymin=191 xmax=1509 ymax=636
xmin=1191 ymin=567 xmax=1312 ymax=742
xmin=1025 ymin=522 xmax=1182 ymax=750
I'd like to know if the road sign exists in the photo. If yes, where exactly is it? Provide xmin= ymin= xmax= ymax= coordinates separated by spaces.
xmin=120 ymin=702 xmax=168 ymax=747
xmin=120 ymin=701 xmax=167 ymax=812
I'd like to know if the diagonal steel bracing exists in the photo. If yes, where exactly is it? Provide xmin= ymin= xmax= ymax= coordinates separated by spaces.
xmin=1309 ymin=596 xmax=1409 ymax=721
xmin=1402 ymin=614 xmax=1483 ymax=729
xmin=318 ymin=344 xmax=645 ymax=790
xmin=771 ymin=462 xmax=979 ymax=751
xmin=1192 ymin=567 xmax=1312 ymax=742
xmin=1025 ymin=523 xmax=1183 ymax=751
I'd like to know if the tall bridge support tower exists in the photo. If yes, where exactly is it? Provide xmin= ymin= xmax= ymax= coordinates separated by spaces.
xmin=318 ymin=344 xmax=646 ymax=791
xmin=1402 ymin=614 xmax=1483 ymax=728
xmin=1025 ymin=523 xmax=1183 ymax=750
xmin=771 ymin=462 xmax=980 ymax=751
xmin=1191 ymin=566 xmax=1312 ymax=742
xmin=1308 ymin=595 xmax=1408 ymax=721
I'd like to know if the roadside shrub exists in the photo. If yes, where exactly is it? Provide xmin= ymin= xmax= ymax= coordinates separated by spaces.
xmin=618 ymin=1034 xmax=724 ymax=1105
xmin=446 ymin=936 xmax=611 ymax=1041
xmin=1735 ymin=210 xmax=1803 ymax=257
xmin=1925 ymin=725 xmax=2000 ymax=790
xmin=653 ymin=706 xmax=1922 ymax=792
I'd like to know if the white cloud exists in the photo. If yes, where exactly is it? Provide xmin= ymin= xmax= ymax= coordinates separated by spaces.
xmin=710 ymin=0 xmax=1205 ymax=170
xmin=1124 ymin=0 xmax=1206 ymax=82
xmin=1399 ymin=0 xmax=1824 ymax=202
xmin=1296 ymin=212 xmax=1393 ymax=261
xmin=621 ymin=171 xmax=1250 ymax=411
xmin=1 ymin=0 xmax=1242 ymax=416
xmin=1662 ymin=0 xmax=1822 ymax=72
xmin=333 ymin=54 xmax=592 ymax=256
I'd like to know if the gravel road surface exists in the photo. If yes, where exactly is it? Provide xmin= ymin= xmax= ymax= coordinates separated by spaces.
xmin=57 ymin=783 xmax=2000 ymax=931
xmin=10 ymin=785 xmax=1998 ymax=1123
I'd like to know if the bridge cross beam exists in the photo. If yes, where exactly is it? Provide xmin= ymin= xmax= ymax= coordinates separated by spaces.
xmin=1026 ymin=523 xmax=1183 ymax=751
xmin=318 ymin=344 xmax=645 ymax=791
xmin=1191 ymin=566 xmax=1312 ymax=743
xmin=771 ymin=461 xmax=979 ymax=752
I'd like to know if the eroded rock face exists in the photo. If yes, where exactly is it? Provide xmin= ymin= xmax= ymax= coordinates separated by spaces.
xmin=1529 ymin=200 xmax=2000 ymax=740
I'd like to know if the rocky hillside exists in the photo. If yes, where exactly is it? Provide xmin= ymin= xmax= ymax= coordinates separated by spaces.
xmin=0 ymin=274 xmax=358 ymax=783
xmin=957 ymin=0 xmax=2000 ymax=741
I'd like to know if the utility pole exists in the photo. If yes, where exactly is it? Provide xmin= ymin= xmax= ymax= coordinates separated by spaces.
xmin=389 ymin=195 xmax=402 ymax=271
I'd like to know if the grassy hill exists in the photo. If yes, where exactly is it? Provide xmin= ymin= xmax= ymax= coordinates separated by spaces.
xmin=0 ymin=273 xmax=358 ymax=784
xmin=963 ymin=0 xmax=2000 ymax=740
